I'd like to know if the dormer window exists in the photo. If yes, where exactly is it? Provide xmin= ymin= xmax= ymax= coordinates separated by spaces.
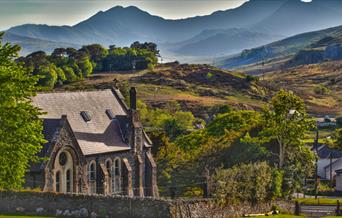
xmin=80 ymin=111 xmax=91 ymax=122
xmin=105 ymin=109 xmax=115 ymax=120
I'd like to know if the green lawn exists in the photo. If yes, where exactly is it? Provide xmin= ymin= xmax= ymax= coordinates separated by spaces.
xmin=0 ymin=216 xmax=54 ymax=218
xmin=296 ymin=198 xmax=342 ymax=205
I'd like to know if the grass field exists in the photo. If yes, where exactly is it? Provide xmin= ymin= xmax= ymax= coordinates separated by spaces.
xmin=296 ymin=198 xmax=342 ymax=205
xmin=0 ymin=216 xmax=54 ymax=218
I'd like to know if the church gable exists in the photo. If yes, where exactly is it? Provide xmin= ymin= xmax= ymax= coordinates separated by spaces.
xmin=27 ymin=88 xmax=158 ymax=197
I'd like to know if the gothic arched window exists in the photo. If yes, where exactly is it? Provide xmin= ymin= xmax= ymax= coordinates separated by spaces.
xmin=88 ymin=161 xmax=96 ymax=194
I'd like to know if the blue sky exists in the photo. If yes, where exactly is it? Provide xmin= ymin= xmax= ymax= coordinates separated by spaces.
xmin=0 ymin=0 xmax=247 ymax=30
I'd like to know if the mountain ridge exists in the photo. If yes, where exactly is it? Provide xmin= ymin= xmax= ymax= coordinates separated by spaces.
xmin=5 ymin=0 xmax=342 ymax=58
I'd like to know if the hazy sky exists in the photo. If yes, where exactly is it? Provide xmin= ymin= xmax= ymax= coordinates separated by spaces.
xmin=0 ymin=0 xmax=247 ymax=31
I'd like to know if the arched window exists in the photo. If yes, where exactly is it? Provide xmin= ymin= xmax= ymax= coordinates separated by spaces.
xmin=88 ymin=162 xmax=96 ymax=194
xmin=56 ymin=171 xmax=61 ymax=192
xmin=66 ymin=169 xmax=72 ymax=193
xmin=113 ymin=158 xmax=121 ymax=194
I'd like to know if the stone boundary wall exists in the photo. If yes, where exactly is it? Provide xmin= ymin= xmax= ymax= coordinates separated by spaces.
xmin=169 ymin=199 xmax=294 ymax=218
xmin=0 ymin=191 xmax=171 ymax=218
xmin=0 ymin=191 xmax=294 ymax=218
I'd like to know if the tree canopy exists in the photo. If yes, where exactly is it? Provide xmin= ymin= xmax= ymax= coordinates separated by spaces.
xmin=19 ymin=42 xmax=159 ymax=89
xmin=0 ymin=33 xmax=45 ymax=190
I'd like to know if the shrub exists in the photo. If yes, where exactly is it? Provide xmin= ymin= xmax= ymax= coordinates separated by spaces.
xmin=336 ymin=116 xmax=342 ymax=127
xmin=314 ymin=84 xmax=331 ymax=95
xmin=246 ymin=75 xmax=260 ymax=82
xmin=212 ymin=162 xmax=280 ymax=204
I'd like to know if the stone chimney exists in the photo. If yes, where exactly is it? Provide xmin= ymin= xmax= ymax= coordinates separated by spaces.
xmin=130 ymin=87 xmax=137 ymax=110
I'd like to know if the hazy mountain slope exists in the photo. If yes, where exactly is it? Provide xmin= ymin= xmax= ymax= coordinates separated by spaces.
xmin=251 ymin=0 xmax=342 ymax=36
xmin=5 ymin=0 xmax=342 ymax=59
xmin=3 ymin=32 xmax=80 ymax=55
xmin=6 ymin=1 xmax=286 ymax=46
xmin=171 ymin=28 xmax=281 ymax=57
xmin=218 ymin=25 xmax=342 ymax=70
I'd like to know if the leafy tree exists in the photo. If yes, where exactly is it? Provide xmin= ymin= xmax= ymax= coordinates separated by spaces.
xmin=78 ymin=58 xmax=93 ymax=77
xmin=37 ymin=64 xmax=58 ymax=89
xmin=212 ymin=162 xmax=279 ymax=204
xmin=63 ymin=66 xmax=78 ymax=82
xmin=80 ymin=44 xmax=107 ymax=71
xmin=259 ymin=89 xmax=314 ymax=168
xmin=0 ymin=33 xmax=45 ymax=190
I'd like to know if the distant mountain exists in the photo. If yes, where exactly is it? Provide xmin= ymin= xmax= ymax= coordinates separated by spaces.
xmin=169 ymin=28 xmax=281 ymax=57
xmin=5 ymin=0 xmax=342 ymax=59
xmin=217 ymin=25 xmax=342 ymax=73
xmin=251 ymin=0 xmax=342 ymax=36
xmin=3 ymin=32 xmax=80 ymax=55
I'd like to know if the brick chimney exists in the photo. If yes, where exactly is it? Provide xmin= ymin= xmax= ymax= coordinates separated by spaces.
xmin=130 ymin=87 xmax=137 ymax=110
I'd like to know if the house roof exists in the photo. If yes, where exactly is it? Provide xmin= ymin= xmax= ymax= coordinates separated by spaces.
xmin=316 ymin=144 xmax=342 ymax=159
xmin=32 ymin=89 xmax=130 ymax=156
xmin=30 ymin=118 xmax=63 ymax=172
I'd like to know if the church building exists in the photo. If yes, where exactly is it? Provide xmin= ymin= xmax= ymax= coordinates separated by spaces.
xmin=25 ymin=87 xmax=158 ymax=198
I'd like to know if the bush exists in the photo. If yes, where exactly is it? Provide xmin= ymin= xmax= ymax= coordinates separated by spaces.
xmin=246 ymin=75 xmax=260 ymax=82
xmin=212 ymin=162 xmax=280 ymax=204
xmin=314 ymin=84 xmax=331 ymax=95
xmin=336 ymin=116 xmax=342 ymax=127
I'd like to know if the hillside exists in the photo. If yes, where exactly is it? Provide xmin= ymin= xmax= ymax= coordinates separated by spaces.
xmin=58 ymin=62 xmax=269 ymax=115
xmin=2 ymin=32 xmax=80 ymax=55
xmin=218 ymin=25 xmax=342 ymax=73
xmin=168 ymin=28 xmax=280 ymax=57
xmin=262 ymin=60 xmax=342 ymax=115
xmin=6 ymin=0 xmax=342 ymax=59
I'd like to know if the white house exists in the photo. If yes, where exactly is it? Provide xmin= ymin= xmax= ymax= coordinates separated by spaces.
xmin=315 ymin=144 xmax=342 ymax=180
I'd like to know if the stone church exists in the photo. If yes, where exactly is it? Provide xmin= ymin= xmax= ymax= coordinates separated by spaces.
xmin=25 ymin=87 xmax=158 ymax=198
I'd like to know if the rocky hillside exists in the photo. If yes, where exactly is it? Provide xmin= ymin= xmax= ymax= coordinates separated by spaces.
xmin=59 ymin=62 xmax=269 ymax=114
xmin=262 ymin=60 xmax=342 ymax=115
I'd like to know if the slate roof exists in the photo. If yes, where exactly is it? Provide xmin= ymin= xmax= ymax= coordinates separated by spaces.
xmin=316 ymin=144 xmax=342 ymax=159
xmin=30 ymin=119 xmax=63 ymax=172
xmin=32 ymin=89 xmax=130 ymax=156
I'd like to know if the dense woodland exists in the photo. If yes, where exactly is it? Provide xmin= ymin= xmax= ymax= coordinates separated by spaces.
xmin=17 ymin=42 xmax=159 ymax=89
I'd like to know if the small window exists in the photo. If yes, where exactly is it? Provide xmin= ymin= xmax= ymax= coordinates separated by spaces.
xmin=56 ymin=171 xmax=61 ymax=192
xmin=105 ymin=160 xmax=112 ymax=176
xmin=59 ymin=152 xmax=67 ymax=166
xmin=114 ymin=159 xmax=120 ymax=176
xmin=66 ymin=169 xmax=71 ymax=193
xmin=105 ymin=109 xmax=115 ymax=120
xmin=80 ymin=111 xmax=91 ymax=122
xmin=89 ymin=162 xmax=96 ymax=181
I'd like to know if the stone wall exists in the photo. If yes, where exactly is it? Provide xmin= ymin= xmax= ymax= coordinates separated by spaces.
xmin=0 ymin=191 xmax=170 ymax=218
xmin=169 ymin=199 xmax=294 ymax=218
xmin=0 ymin=191 xmax=294 ymax=218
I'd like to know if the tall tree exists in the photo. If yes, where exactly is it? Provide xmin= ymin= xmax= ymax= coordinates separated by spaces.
xmin=0 ymin=33 xmax=45 ymax=190
xmin=260 ymin=89 xmax=314 ymax=168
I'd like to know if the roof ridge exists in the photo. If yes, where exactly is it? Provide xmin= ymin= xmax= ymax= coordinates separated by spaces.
xmin=37 ymin=89 xmax=112 ymax=95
